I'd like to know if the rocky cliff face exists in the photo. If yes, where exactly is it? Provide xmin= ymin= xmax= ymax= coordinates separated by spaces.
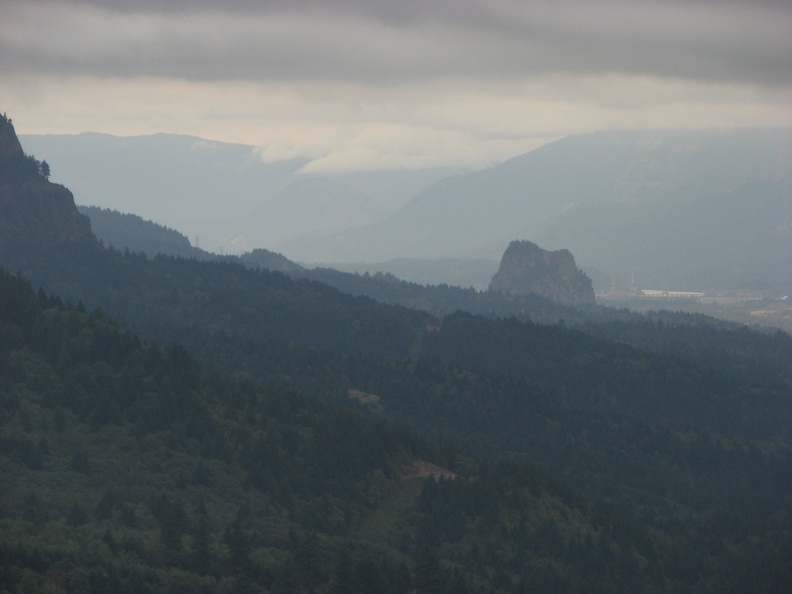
xmin=488 ymin=240 xmax=595 ymax=306
xmin=0 ymin=114 xmax=96 ymax=254
xmin=0 ymin=114 xmax=25 ymax=160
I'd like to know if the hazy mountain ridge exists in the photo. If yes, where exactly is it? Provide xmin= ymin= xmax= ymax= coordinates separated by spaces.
xmin=19 ymin=132 xmax=461 ymax=254
xmin=539 ymin=175 xmax=792 ymax=292
xmin=76 ymin=202 xmax=792 ymax=371
xmin=72 ymin=205 xmax=635 ymax=333
xmin=76 ymin=204 xmax=580 ymax=321
xmin=25 ymin=128 xmax=790 ymax=293
xmin=19 ymin=132 xmax=311 ymax=253
xmin=281 ymin=129 xmax=792 ymax=292
xmin=328 ymin=258 xmax=500 ymax=290
xmin=252 ymin=177 xmax=391 ymax=246
xmin=79 ymin=205 xmax=305 ymax=276
xmin=78 ymin=205 xmax=207 ymax=260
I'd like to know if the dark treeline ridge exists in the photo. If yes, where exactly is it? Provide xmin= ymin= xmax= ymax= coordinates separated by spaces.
xmin=292 ymin=267 xmax=792 ymax=397
xmin=77 ymin=205 xmax=205 ymax=261
xmin=4 ymin=241 xmax=431 ymax=359
xmin=295 ymin=266 xmax=586 ymax=324
xmin=8 ymin=236 xmax=791 ymax=442
xmin=75 ymin=202 xmax=792 ymax=396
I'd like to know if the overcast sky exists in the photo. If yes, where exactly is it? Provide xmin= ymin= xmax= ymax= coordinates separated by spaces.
xmin=1 ymin=0 xmax=790 ymax=172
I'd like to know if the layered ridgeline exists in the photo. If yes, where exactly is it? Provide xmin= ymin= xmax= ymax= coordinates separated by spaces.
xmin=2 ymin=113 xmax=792 ymax=592
xmin=23 ymin=128 xmax=792 ymax=292
xmin=4 ymin=112 xmax=791 ymax=440
xmin=75 ymin=204 xmax=593 ymax=324
xmin=78 ymin=205 xmax=303 ymax=274
xmin=19 ymin=131 xmax=461 ymax=254
xmin=76 ymin=204 xmax=789 ymax=399
xmin=279 ymin=129 xmax=792 ymax=292
xmin=1 ymin=117 xmax=431 ymax=357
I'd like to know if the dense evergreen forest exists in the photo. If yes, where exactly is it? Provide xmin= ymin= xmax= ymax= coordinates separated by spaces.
xmin=1 ymin=113 xmax=791 ymax=592
xmin=0 ymin=268 xmax=693 ymax=593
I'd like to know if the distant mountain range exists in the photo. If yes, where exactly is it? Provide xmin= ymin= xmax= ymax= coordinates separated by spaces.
xmin=24 ymin=128 xmax=792 ymax=293
xmin=19 ymin=132 xmax=461 ymax=255
xmin=281 ymin=129 xmax=792 ymax=292
xmin=540 ymin=176 xmax=792 ymax=292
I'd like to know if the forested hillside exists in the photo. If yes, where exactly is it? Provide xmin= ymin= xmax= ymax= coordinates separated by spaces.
xmin=77 ymin=206 xmax=210 ymax=261
xmin=2 ymin=113 xmax=791 ymax=592
xmin=1 ymin=268 xmax=694 ymax=593
xmin=3 ymin=267 xmax=791 ymax=592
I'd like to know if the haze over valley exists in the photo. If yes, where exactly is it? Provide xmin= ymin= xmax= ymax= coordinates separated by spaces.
xmin=22 ymin=127 xmax=792 ymax=297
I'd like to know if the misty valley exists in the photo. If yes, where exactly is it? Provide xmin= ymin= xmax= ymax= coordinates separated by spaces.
xmin=2 ymin=112 xmax=791 ymax=593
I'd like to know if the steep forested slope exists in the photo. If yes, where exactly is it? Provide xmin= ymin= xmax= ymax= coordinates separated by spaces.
xmin=77 ymin=205 xmax=211 ymax=260
xmin=2 ymin=268 xmax=686 ymax=594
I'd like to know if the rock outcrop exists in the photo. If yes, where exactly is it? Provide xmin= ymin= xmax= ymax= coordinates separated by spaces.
xmin=489 ymin=240 xmax=595 ymax=306
xmin=0 ymin=114 xmax=96 ymax=253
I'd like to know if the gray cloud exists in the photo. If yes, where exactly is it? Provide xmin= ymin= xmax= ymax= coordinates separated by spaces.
xmin=2 ymin=0 xmax=790 ymax=86
xmin=2 ymin=0 xmax=789 ymax=172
